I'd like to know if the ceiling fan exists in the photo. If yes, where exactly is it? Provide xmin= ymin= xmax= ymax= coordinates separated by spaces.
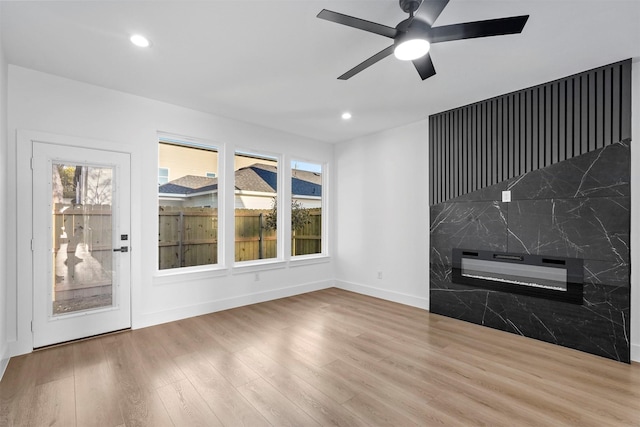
xmin=317 ymin=0 xmax=529 ymax=80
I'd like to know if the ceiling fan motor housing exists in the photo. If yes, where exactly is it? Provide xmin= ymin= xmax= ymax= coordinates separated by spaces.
xmin=399 ymin=0 xmax=423 ymax=14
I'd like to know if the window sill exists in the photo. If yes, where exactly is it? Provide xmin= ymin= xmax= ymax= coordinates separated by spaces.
xmin=153 ymin=265 xmax=229 ymax=286
xmin=289 ymin=254 xmax=331 ymax=267
xmin=232 ymin=259 xmax=287 ymax=275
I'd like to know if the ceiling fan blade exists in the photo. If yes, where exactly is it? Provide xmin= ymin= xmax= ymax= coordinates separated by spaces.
xmin=413 ymin=52 xmax=436 ymax=80
xmin=318 ymin=9 xmax=398 ymax=39
xmin=428 ymin=15 xmax=529 ymax=44
xmin=417 ymin=0 xmax=450 ymax=27
xmin=338 ymin=45 xmax=395 ymax=80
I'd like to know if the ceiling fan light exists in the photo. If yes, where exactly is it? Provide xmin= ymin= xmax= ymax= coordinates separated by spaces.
xmin=394 ymin=38 xmax=430 ymax=61
xmin=130 ymin=34 xmax=150 ymax=48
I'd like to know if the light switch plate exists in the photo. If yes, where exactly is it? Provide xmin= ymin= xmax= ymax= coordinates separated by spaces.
xmin=502 ymin=190 xmax=511 ymax=203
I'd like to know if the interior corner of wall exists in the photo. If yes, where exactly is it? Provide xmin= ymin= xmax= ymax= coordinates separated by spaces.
xmin=334 ymin=279 xmax=429 ymax=311
xmin=631 ymin=343 xmax=640 ymax=363
xmin=0 ymin=342 xmax=11 ymax=381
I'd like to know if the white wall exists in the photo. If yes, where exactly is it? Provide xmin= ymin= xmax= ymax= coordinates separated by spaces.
xmin=6 ymin=66 xmax=334 ymax=357
xmin=335 ymin=62 xmax=640 ymax=362
xmin=0 ymin=3 xmax=10 ymax=377
xmin=334 ymin=120 xmax=430 ymax=309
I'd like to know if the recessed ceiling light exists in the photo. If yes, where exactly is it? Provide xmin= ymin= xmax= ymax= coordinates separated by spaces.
xmin=130 ymin=34 xmax=150 ymax=48
xmin=341 ymin=112 xmax=352 ymax=120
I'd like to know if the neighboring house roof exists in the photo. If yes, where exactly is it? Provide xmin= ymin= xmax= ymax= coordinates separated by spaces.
xmin=292 ymin=168 xmax=322 ymax=197
xmin=159 ymin=175 xmax=218 ymax=195
xmin=235 ymin=164 xmax=277 ymax=193
xmin=159 ymin=163 xmax=321 ymax=197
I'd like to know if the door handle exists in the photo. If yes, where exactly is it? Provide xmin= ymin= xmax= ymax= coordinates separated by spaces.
xmin=113 ymin=246 xmax=129 ymax=252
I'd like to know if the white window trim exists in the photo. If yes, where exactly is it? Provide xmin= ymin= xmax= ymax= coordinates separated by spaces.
xmin=233 ymin=148 xmax=284 ymax=267
xmin=156 ymin=132 xmax=223 ymax=273
xmin=153 ymin=264 xmax=229 ymax=286
xmin=290 ymin=158 xmax=328 ymax=259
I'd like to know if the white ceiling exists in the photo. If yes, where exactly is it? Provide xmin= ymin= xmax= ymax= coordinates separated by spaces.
xmin=2 ymin=0 xmax=639 ymax=143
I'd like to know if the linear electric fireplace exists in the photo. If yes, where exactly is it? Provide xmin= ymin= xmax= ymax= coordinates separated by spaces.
xmin=452 ymin=249 xmax=584 ymax=304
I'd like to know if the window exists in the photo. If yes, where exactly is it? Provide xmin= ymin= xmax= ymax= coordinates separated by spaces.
xmin=158 ymin=138 xmax=219 ymax=270
xmin=158 ymin=167 xmax=169 ymax=185
xmin=291 ymin=160 xmax=323 ymax=256
xmin=234 ymin=151 xmax=278 ymax=262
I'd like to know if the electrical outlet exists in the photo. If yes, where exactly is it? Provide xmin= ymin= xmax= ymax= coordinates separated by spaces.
xmin=502 ymin=190 xmax=512 ymax=203
xmin=377 ymin=271 xmax=383 ymax=279
xmin=254 ymin=272 xmax=260 ymax=281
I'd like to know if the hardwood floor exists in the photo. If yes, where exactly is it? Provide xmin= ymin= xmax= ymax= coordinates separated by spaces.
xmin=1 ymin=288 xmax=639 ymax=426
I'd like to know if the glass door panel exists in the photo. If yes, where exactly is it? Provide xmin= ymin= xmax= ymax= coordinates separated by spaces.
xmin=52 ymin=164 xmax=114 ymax=315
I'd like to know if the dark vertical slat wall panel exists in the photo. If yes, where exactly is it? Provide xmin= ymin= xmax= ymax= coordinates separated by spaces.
xmin=458 ymin=108 xmax=464 ymax=195
xmin=551 ymin=82 xmax=560 ymax=163
xmin=545 ymin=85 xmax=552 ymax=166
xmin=435 ymin=115 xmax=441 ymax=203
xmin=492 ymin=99 xmax=499 ymax=185
xmin=431 ymin=115 xmax=436 ymax=203
xmin=520 ymin=92 xmax=524 ymax=174
xmin=596 ymin=69 xmax=605 ymax=148
xmin=429 ymin=59 xmax=632 ymax=205
xmin=566 ymin=79 xmax=573 ymax=159
xmin=511 ymin=94 xmax=518 ymax=177
xmin=524 ymin=90 xmax=531 ymax=173
xmin=612 ymin=66 xmax=621 ymax=143
xmin=504 ymin=96 xmax=511 ymax=180
xmin=621 ymin=61 xmax=632 ymax=141
xmin=456 ymin=109 xmax=462 ymax=196
xmin=604 ymin=67 xmax=612 ymax=146
xmin=573 ymin=77 xmax=582 ymax=157
xmin=532 ymin=88 xmax=539 ymax=170
xmin=581 ymin=75 xmax=589 ymax=154
xmin=469 ymin=105 xmax=480 ymax=191
xmin=476 ymin=104 xmax=487 ymax=188
xmin=588 ymin=72 xmax=596 ymax=151
xmin=558 ymin=81 xmax=566 ymax=162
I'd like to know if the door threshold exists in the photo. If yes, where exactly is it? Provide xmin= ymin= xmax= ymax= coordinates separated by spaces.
xmin=33 ymin=328 xmax=131 ymax=351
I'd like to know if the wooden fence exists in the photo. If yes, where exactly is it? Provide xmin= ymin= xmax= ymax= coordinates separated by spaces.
xmin=53 ymin=204 xmax=113 ymax=273
xmin=159 ymin=207 xmax=321 ymax=269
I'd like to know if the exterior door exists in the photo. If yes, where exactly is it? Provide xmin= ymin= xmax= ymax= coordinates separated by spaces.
xmin=32 ymin=141 xmax=131 ymax=348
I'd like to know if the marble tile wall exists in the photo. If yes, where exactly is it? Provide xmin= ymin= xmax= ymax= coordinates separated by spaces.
xmin=430 ymin=141 xmax=631 ymax=362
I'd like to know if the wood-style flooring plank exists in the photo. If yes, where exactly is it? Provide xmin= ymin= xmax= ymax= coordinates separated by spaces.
xmin=252 ymin=340 xmax=356 ymax=404
xmin=102 ymin=332 xmax=174 ymax=427
xmin=264 ymin=371 xmax=368 ymax=427
xmin=0 ymin=354 xmax=38 ymax=426
xmin=72 ymin=338 xmax=124 ymax=427
xmin=156 ymin=377 xmax=224 ymax=426
xmin=175 ymin=352 xmax=270 ymax=427
xmin=128 ymin=326 xmax=186 ymax=389
xmin=238 ymin=377 xmax=322 ymax=427
xmin=26 ymin=376 xmax=76 ymax=427
xmin=33 ymin=344 xmax=75 ymax=385
xmin=2 ymin=288 xmax=640 ymax=427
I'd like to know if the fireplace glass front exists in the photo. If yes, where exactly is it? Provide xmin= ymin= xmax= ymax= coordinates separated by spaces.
xmin=452 ymin=249 xmax=583 ymax=304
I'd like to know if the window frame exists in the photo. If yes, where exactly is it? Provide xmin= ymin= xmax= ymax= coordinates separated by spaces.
xmin=155 ymin=133 xmax=224 ymax=276
xmin=232 ymin=149 xmax=283 ymax=266
xmin=289 ymin=158 xmax=329 ymax=261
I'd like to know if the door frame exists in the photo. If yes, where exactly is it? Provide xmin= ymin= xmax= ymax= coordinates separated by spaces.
xmin=15 ymin=130 xmax=139 ymax=354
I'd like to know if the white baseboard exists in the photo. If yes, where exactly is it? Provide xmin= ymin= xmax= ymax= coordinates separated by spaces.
xmin=0 ymin=342 xmax=9 ymax=383
xmin=334 ymin=280 xmax=429 ymax=311
xmin=133 ymin=279 xmax=334 ymax=329
xmin=632 ymin=343 xmax=640 ymax=363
